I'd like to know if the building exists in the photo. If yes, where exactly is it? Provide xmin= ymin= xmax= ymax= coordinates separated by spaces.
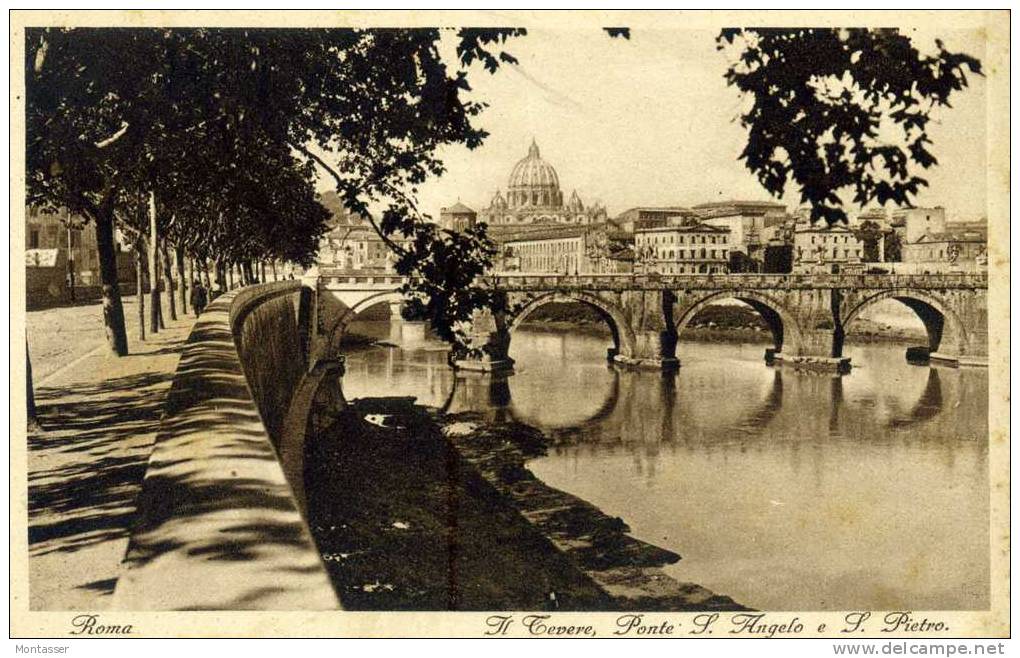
xmin=26 ymin=204 xmax=135 ymax=307
xmin=692 ymin=199 xmax=787 ymax=260
xmin=496 ymin=223 xmax=632 ymax=274
xmin=901 ymin=226 xmax=987 ymax=271
xmin=26 ymin=205 xmax=101 ymax=285
xmin=891 ymin=206 xmax=947 ymax=244
xmin=316 ymin=191 xmax=409 ymax=273
xmin=792 ymin=223 xmax=865 ymax=272
xmin=634 ymin=222 xmax=731 ymax=274
xmin=478 ymin=139 xmax=608 ymax=226
xmin=613 ymin=206 xmax=696 ymax=233
xmin=439 ymin=201 xmax=477 ymax=233
xmin=855 ymin=206 xmax=890 ymax=227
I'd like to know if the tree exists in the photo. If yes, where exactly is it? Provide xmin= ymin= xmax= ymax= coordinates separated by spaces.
xmin=852 ymin=219 xmax=885 ymax=262
xmin=884 ymin=230 xmax=904 ymax=262
xmin=31 ymin=27 xmax=645 ymax=358
xmin=718 ymin=28 xmax=982 ymax=225
xmin=728 ymin=250 xmax=759 ymax=273
xmin=26 ymin=28 xmax=335 ymax=355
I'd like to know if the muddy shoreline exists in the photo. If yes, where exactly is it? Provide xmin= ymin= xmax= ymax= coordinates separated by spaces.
xmin=302 ymin=395 xmax=745 ymax=611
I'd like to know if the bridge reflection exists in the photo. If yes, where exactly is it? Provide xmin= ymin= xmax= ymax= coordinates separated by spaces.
xmin=437 ymin=359 xmax=952 ymax=448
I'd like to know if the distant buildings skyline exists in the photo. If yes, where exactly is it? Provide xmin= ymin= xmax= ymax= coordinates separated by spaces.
xmin=384 ymin=27 xmax=988 ymax=224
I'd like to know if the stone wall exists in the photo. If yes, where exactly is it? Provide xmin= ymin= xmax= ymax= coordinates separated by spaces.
xmin=112 ymin=282 xmax=339 ymax=610
xmin=230 ymin=283 xmax=305 ymax=446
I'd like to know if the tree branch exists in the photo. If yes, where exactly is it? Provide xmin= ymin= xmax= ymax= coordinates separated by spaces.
xmin=289 ymin=140 xmax=411 ymax=259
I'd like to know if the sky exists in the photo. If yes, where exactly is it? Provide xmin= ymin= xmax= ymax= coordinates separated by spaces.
xmin=322 ymin=26 xmax=989 ymax=222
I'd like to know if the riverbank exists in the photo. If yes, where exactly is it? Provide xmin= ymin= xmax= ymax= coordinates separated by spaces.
xmin=303 ymin=396 xmax=744 ymax=611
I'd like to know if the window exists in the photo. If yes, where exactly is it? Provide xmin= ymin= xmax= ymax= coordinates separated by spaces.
xmin=28 ymin=229 xmax=39 ymax=249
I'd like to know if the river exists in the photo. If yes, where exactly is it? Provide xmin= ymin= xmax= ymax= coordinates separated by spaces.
xmin=336 ymin=320 xmax=990 ymax=611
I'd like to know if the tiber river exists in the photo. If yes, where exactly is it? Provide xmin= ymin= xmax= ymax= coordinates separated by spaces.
xmin=335 ymin=311 xmax=989 ymax=612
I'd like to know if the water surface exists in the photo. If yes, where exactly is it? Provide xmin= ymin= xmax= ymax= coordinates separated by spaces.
xmin=337 ymin=320 xmax=990 ymax=611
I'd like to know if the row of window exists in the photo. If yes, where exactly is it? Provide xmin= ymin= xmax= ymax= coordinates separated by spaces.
xmin=654 ymin=248 xmax=728 ymax=260
xmin=506 ymin=190 xmax=562 ymax=207
xmin=649 ymin=264 xmax=725 ymax=274
xmin=27 ymin=225 xmax=94 ymax=250
xmin=512 ymin=239 xmax=582 ymax=254
xmin=807 ymin=234 xmax=856 ymax=245
xmin=517 ymin=255 xmax=579 ymax=273
xmin=796 ymin=246 xmax=863 ymax=260
xmin=637 ymin=233 xmax=726 ymax=245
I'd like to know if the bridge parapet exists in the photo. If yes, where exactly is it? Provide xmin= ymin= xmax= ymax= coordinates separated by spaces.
xmin=482 ymin=272 xmax=988 ymax=292
xmin=317 ymin=270 xmax=987 ymax=293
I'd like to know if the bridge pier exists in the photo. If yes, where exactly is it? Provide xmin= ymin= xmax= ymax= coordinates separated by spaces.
xmin=772 ymin=328 xmax=851 ymax=373
xmin=613 ymin=329 xmax=679 ymax=370
xmin=452 ymin=308 xmax=515 ymax=374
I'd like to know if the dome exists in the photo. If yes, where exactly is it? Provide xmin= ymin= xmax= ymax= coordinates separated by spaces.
xmin=506 ymin=139 xmax=563 ymax=209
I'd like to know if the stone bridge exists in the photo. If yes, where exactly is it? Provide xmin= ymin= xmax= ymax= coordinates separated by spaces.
xmin=307 ymin=270 xmax=988 ymax=372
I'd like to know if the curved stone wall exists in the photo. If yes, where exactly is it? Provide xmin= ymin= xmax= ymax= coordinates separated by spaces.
xmin=112 ymin=282 xmax=339 ymax=610
xmin=230 ymin=283 xmax=306 ymax=447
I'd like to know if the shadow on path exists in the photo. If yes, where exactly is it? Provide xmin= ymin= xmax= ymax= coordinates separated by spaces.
xmin=29 ymin=370 xmax=175 ymax=560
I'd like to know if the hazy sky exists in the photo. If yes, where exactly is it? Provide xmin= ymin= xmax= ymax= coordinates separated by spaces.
xmin=325 ymin=27 xmax=989 ymax=222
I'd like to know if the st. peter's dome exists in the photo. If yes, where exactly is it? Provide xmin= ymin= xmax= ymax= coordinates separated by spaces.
xmin=506 ymin=139 xmax=563 ymax=208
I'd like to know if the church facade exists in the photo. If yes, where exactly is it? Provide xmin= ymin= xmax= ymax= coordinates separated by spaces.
xmin=478 ymin=139 xmax=607 ymax=226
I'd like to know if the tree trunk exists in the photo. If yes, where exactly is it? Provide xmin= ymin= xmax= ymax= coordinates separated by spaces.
xmin=27 ymin=342 xmax=39 ymax=430
xmin=162 ymin=242 xmax=177 ymax=321
xmin=260 ymin=261 xmax=266 ymax=283
xmin=94 ymin=208 xmax=129 ymax=355
xmin=136 ymin=243 xmax=146 ymax=341
xmin=271 ymin=260 xmax=278 ymax=281
xmin=176 ymin=244 xmax=188 ymax=314
xmin=148 ymin=192 xmax=161 ymax=334
xmin=216 ymin=259 xmax=227 ymax=292
xmin=228 ymin=263 xmax=235 ymax=289
xmin=203 ymin=258 xmax=213 ymax=290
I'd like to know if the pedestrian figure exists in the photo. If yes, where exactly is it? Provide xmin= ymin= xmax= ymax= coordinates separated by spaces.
xmin=190 ymin=279 xmax=208 ymax=317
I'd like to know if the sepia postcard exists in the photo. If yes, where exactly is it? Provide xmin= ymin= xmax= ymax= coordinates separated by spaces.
xmin=9 ymin=9 xmax=1010 ymax=642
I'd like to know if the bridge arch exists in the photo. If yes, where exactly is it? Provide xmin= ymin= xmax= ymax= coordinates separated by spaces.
xmin=507 ymin=291 xmax=638 ymax=360
xmin=841 ymin=289 xmax=967 ymax=357
xmin=673 ymin=290 xmax=805 ymax=354
xmin=321 ymin=289 xmax=407 ymax=350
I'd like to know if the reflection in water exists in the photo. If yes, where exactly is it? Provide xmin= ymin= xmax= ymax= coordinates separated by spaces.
xmin=336 ymin=323 xmax=989 ymax=611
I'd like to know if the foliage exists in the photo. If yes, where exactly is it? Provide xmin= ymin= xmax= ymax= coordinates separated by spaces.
xmin=728 ymin=250 xmax=760 ymax=273
xmin=884 ymin=229 xmax=903 ymax=262
xmin=851 ymin=219 xmax=885 ymax=262
xmin=718 ymin=28 xmax=982 ymax=224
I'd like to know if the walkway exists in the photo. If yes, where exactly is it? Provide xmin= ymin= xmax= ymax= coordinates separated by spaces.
xmin=27 ymin=293 xmax=197 ymax=610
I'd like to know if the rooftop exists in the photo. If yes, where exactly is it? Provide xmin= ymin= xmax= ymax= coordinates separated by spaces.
xmin=636 ymin=222 xmax=729 ymax=234
xmin=442 ymin=201 xmax=476 ymax=215
xmin=617 ymin=206 xmax=693 ymax=215
xmin=693 ymin=199 xmax=786 ymax=211
xmin=915 ymin=231 xmax=988 ymax=244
